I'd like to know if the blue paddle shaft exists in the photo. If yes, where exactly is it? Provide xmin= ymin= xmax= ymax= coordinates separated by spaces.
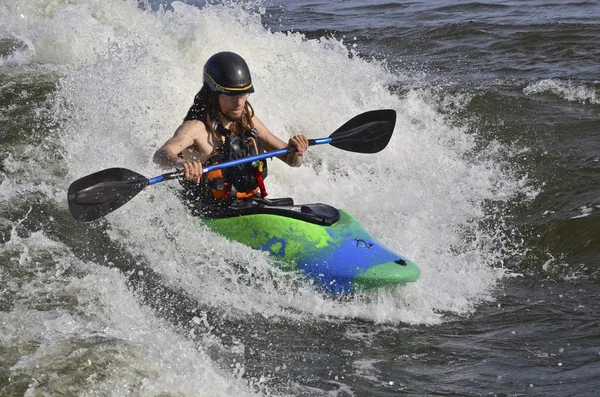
xmin=148 ymin=137 xmax=332 ymax=185
xmin=148 ymin=173 xmax=178 ymax=185
xmin=310 ymin=137 xmax=332 ymax=145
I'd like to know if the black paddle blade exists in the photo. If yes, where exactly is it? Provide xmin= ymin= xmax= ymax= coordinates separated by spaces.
xmin=329 ymin=109 xmax=396 ymax=153
xmin=67 ymin=168 xmax=149 ymax=222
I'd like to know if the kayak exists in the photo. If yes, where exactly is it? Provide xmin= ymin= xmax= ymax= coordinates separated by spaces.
xmin=66 ymin=111 xmax=417 ymax=294
xmin=201 ymin=197 xmax=420 ymax=294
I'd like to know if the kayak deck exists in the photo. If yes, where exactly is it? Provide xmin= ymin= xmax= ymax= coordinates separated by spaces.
xmin=201 ymin=198 xmax=420 ymax=294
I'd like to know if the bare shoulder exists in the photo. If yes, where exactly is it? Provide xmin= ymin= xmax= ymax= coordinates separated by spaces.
xmin=158 ymin=120 xmax=208 ymax=157
xmin=174 ymin=119 xmax=208 ymax=139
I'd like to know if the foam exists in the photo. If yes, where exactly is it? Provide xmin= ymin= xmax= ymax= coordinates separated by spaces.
xmin=3 ymin=0 xmax=528 ymax=327
xmin=523 ymin=78 xmax=599 ymax=104
xmin=0 ymin=225 xmax=260 ymax=396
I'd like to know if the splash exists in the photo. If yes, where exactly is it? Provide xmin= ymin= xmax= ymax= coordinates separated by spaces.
xmin=0 ymin=222 xmax=261 ymax=396
xmin=2 ymin=0 xmax=527 ymax=327
xmin=523 ymin=79 xmax=598 ymax=104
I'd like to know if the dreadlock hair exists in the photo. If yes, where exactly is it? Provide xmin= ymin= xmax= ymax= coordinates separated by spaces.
xmin=184 ymin=84 xmax=255 ymax=137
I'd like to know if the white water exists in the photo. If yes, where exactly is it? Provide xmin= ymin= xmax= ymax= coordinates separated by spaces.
xmin=523 ymin=78 xmax=599 ymax=105
xmin=0 ymin=220 xmax=260 ymax=395
xmin=1 ymin=0 xmax=529 ymax=393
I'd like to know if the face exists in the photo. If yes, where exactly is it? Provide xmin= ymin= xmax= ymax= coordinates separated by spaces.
xmin=218 ymin=93 xmax=249 ymax=120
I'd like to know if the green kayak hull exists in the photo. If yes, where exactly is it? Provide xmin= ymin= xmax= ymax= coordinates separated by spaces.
xmin=202 ymin=203 xmax=420 ymax=294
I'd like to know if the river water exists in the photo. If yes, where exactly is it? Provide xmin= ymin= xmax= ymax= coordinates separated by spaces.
xmin=1 ymin=0 xmax=599 ymax=396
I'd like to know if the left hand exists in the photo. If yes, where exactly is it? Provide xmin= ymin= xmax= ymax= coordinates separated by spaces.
xmin=288 ymin=134 xmax=309 ymax=156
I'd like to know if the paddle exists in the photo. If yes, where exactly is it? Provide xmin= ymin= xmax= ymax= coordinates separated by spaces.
xmin=68 ymin=109 xmax=396 ymax=222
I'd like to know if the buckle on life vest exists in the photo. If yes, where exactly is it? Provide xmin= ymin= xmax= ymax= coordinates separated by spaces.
xmin=208 ymin=168 xmax=259 ymax=200
xmin=212 ymin=185 xmax=229 ymax=199
xmin=252 ymin=160 xmax=264 ymax=172
xmin=207 ymin=168 xmax=229 ymax=199
xmin=207 ymin=168 xmax=223 ymax=181
xmin=235 ymin=187 xmax=260 ymax=200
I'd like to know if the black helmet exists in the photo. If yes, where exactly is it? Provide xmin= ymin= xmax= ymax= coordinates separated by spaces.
xmin=203 ymin=51 xmax=255 ymax=95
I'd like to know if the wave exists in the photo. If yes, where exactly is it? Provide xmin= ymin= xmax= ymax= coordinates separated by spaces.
xmin=0 ymin=0 xmax=529 ymax=324
xmin=523 ymin=79 xmax=599 ymax=104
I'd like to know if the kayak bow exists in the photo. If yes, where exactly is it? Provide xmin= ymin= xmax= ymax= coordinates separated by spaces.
xmin=202 ymin=200 xmax=420 ymax=294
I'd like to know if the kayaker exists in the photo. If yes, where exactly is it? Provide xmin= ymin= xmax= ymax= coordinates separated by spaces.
xmin=153 ymin=51 xmax=309 ymax=216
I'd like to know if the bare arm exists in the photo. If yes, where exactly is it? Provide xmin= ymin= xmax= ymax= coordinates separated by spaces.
xmin=253 ymin=116 xmax=308 ymax=167
xmin=153 ymin=120 xmax=209 ymax=180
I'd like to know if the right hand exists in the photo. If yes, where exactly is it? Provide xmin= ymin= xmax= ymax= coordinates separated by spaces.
xmin=179 ymin=160 xmax=204 ymax=182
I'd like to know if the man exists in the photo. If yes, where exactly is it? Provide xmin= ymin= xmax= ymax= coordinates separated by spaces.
xmin=153 ymin=51 xmax=308 ymax=216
